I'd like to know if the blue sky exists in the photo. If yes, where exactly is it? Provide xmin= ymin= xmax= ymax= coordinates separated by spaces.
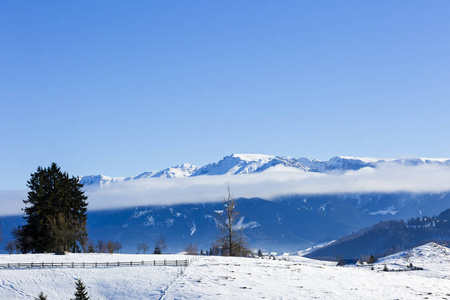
xmin=1 ymin=1 xmax=449 ymax=189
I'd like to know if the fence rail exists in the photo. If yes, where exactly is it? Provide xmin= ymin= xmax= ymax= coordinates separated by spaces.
xmin=0 ymin=259 xmax=189 ymax=269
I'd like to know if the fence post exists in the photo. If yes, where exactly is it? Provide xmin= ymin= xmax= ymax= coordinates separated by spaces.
xmin=95 ymin=262 xmax=97 ymax=268
xmin=72 ymin=262 xmax=74 ymax=268
xmin=42 ymin=262 xmax=44 ymax=268
xmin=154 ymin=260 xmax=155 ymax=266
xmin=107 ymin=262 xmax=109 ymax=267
xmin=142 ymin=260 xmax=144 ymax=266
xmin=164 ymin=259 xmax=166 ymax=266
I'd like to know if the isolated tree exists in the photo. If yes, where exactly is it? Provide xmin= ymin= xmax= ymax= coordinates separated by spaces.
xmin=154 ymin=235 xmax=167 ymax=254
xmin=257 ymin=249 xmax=263 ymax=257
xmin=35 ymin=292 xmax=47 ymax=300
xmin=215 ymin=184 xmax=249 ymax=256
xmin=18 ymin=163 xmax=88 ymax=253
xmin=72 ymin=279 xmax=90 ymax=300
xmin=185 ymin=243 xmax=198 ymax=255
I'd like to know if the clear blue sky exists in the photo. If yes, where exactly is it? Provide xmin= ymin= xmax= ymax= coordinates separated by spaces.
xmin=1 ymin=1 xmax=449 ymax=189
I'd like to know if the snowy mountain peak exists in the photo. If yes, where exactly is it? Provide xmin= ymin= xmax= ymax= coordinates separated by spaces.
xmin=78 ymin=154 xmax=450 ymax=187
xmin=230 ymin=153 xmax=275 ymax=162
xmin=152 ymin=163 xmax=200 ymax=178
xmin=192 ymin=153 xmax=274 ymax=176
xmin=134 ymin=163 xmax=200 ymax=179
xmin=78 ymin=175 xmax=125 ymax=187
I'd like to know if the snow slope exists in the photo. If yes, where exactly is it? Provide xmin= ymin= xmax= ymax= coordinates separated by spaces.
xmin=377 ymin=242 xmax=450 ymax=273
xmin=1 ymin=243 xmax=449 ymax=299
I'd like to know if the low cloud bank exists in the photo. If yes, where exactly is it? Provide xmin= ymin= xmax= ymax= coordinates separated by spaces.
xmin=2 ymin=164 xmax=450 ymax=216
xmin=0 ymin=190 xmax=27 ymax=216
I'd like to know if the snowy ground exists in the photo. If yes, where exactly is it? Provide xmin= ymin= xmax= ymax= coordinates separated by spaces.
xmin=1 ymin=243 xmax=449 ymax=299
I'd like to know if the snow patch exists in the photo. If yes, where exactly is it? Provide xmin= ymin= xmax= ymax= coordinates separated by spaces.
xmin=369 ymin=205 xmax=398 ymax=216
xmin=190 ymin=222 xmax=196 ymax=235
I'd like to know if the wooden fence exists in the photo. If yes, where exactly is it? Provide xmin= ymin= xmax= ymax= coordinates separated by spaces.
xmin=0 ymin=259 xmax=189 ymax=269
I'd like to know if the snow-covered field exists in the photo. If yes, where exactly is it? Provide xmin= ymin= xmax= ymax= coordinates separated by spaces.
xmin=1 ymin=243 xmax=449 ymax=299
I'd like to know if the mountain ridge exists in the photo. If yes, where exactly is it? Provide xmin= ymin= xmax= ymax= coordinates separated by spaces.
xmin=78 ymin=153 xmax=450 ymax=187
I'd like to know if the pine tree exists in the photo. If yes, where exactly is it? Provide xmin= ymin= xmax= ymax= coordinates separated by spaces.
xmin=87 ymin=241 xmax=95 ymax=253
xmin=257 ymin=249 xmax=263 ymax=257
xmin=18 ymin=163 xmax=88 ymax=253
xmin=35 ymin=292 xmax=47 ymax=300
xmin=72 ymin=279 xmax=90 ymax=300
xmin=367 ymin=254 xmax=376 ymax=264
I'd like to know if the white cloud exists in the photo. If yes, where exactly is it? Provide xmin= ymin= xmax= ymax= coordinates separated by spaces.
xmin=2 ymin=164 xmax=450 ymax=216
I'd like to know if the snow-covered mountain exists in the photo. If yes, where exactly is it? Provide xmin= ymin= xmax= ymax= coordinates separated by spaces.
xmin=1 ymin=153 xmax=444 ymax=255
xmin=78 ymin=153 xmax=450 ymax=187
xmin=77 ymin=175 xmax=126 ymax=187
xmin=134 ymin=163 xmax=200 ymax=179
xmin=192 ymin=153 xmax=274 ymax=176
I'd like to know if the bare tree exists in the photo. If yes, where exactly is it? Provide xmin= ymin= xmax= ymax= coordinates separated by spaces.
xmin=185 ymin=243 xmax=198 ymax=255
xmin=137 ymin=242 xmax=149 ymax=254
xmin=4 ymin=241 xmax=15 ymax=254
xmin=216 ymin=184 xmax=249 ymax=256
xmin=114 ymin=241 xmax=122 ymax=253
xmin=11 ymin=227 xmax=26 ymax=254
xmin=106 ymin=241 xmax=115 ymax=254
xmin=96 ymin=240 xmax=107 ymax=253
xmin=104 ymin=240 xmax=122 ymax=254
xmin=154 ymin=235 xmax=167 ymax=254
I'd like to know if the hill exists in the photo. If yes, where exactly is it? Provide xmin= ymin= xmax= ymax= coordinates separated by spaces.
xmin=1 ymin=243 xmax=450 ymax=299
xmin=306 ymin=209 xmax=450 ymax=260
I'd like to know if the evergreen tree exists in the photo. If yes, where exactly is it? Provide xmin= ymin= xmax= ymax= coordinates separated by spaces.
xmin=87 ymin=241 xmax=95 ymax=253
xmin=35 ymin=292 xmax=47 ymax=300
xmin=18 ymin=163 xmax=88 ymax=253
xmin=72 ymin=279 xmax=90 ymax=300
xmin=367 ymin=254 xmax=377 ymax=264
xmin=257 ymin=249 xmax=263 ymax=257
